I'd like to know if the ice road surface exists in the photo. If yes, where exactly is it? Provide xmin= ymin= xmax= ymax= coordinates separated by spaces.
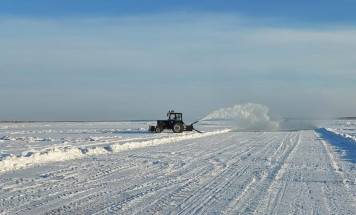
xmin=1 ymin=120 xmax=356 ymax=214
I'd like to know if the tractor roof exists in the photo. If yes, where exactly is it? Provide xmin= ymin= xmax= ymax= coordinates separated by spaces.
xmin=167 ymin=110 xmax=182 ymax=116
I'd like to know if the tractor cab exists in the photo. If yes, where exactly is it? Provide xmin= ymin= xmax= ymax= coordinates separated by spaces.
xmin=167 ymin=111 xmax=183 ymax=122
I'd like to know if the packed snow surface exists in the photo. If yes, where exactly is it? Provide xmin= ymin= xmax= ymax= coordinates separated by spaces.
xmin=1 ymin=120 xmax=356 ymax=214
xmin=0 ymin=122 xmax=228 ymax=173
xmin=202 ymin=103 xmax=280 ymax=131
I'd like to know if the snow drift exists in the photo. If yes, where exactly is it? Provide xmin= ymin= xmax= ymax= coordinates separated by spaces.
xmin=323 ymin=127 xmax=356 ymax=143
xmin=202 ymin=103 xmax=280 ymax=131
xmin=0 ymin=129 xmax=230 ymax=174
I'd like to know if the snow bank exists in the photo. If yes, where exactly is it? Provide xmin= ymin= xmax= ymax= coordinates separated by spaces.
xmin=0 ymin=147 xmax=85 ymax=174
xmin=0 ymin=136 xmax=55 ymax=142
xmin=202 ymin=103 xmax=280 ymax=131
xmin=0 ymin=129 xmax=230 ymax=174
xmin=323 ymin=128 xmax=356 ymax=142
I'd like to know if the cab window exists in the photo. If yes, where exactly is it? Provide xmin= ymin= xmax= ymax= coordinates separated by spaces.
xmin=169 ymin=114 xmax=176 ymax=120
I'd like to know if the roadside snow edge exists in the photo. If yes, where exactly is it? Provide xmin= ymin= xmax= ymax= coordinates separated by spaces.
xmin=0 ymin=129 xmax=230 ymax=174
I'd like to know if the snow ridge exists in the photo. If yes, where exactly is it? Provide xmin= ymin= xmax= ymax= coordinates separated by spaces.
xmin=324 ymin=127 xmax=356 ymax=143
xmin=0 ymin=129 xmax=230 ymax=174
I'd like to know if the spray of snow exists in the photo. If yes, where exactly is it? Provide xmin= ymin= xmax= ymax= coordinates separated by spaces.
xmin=202 ymin=103 xmax=280 ymax=131
xmin=279 ymin=119 xmax=317 ymax=130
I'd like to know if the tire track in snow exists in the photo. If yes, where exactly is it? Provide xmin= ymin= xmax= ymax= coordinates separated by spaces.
xmin=314 ymin=130 xmax=356 ymax=211
xmin=176 ymin=136 xmax=279 ymax=215
xmin=138 ymin=132 xmax=289 ymax=214
xmin=107 ymin=132 xmax=294 ymax=215
xmin=67 ymin=132 xmax=270 ymax=214
xmin=54 ymin=132 xmax=238 ymax=212
xmin=314 ymin=131 xmax=353 ymax=191
xmin=0 ymin=159 xmax=141 ymax=214
xmin=143 ymin=134 xmax=266 ymax=214
xmin=251 ymin=131 xmax=302 ymax=214
xmin=2 ymin=131 xmax=231 ymax=213
xmin=92 ymin=134 xmax=243 ymax=214
xmin=221 ymin=131 xmax=300 ymax=214
xmin=11 ymin=132 xmax=237 ymax=215
xmin=275 ymin=131 xmax=303 ymax=181
xmin=254 ymin=130 xmax=356 ymax=215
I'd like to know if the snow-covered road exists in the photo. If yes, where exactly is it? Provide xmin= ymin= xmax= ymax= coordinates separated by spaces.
xmin=1 ymin=126 xmax=355 ymax=214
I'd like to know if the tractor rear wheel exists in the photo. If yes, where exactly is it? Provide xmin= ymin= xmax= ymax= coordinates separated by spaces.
xmin=155 ymin=126 xmax=163 ymax=133
xmin=173 ymin=122 xmax=184 ymax=133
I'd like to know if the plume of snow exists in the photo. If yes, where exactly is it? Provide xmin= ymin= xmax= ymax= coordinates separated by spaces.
xmin=202 ymin=103 xmax=280 ymax=131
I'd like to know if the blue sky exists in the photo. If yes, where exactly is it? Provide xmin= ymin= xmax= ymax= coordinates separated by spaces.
xmin=1 ymin=0 xmax=356 ymax=23
xmin=1 ymin=0 xmax=356 ymax=120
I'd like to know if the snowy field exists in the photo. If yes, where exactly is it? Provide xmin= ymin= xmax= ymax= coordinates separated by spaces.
xmin=1 ymin=119 xmax=356 ymax=214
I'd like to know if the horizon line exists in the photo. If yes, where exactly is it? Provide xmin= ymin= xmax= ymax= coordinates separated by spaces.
xmin=1 ymin=117 xmax=356 ymax=123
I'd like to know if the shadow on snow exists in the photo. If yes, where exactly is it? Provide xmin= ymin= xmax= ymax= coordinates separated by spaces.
xmin=316 ymin=128 xmax=356 ymax=164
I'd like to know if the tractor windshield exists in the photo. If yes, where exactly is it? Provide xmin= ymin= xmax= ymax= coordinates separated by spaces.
xmin=169 ymin=114 xmax=176 ymax=120
xmin=169 ymin=113 xmax=182 ymax=121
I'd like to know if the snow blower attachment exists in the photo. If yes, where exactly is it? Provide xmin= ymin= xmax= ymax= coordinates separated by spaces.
xmin=148 ymin=110 xmax=202 ymax=133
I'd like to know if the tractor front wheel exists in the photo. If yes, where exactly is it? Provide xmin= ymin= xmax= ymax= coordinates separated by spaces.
xmin=155 ymin=126 xmax=163 ymax=133
xmin=173 ymin=123 xmax=184 ymax=133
